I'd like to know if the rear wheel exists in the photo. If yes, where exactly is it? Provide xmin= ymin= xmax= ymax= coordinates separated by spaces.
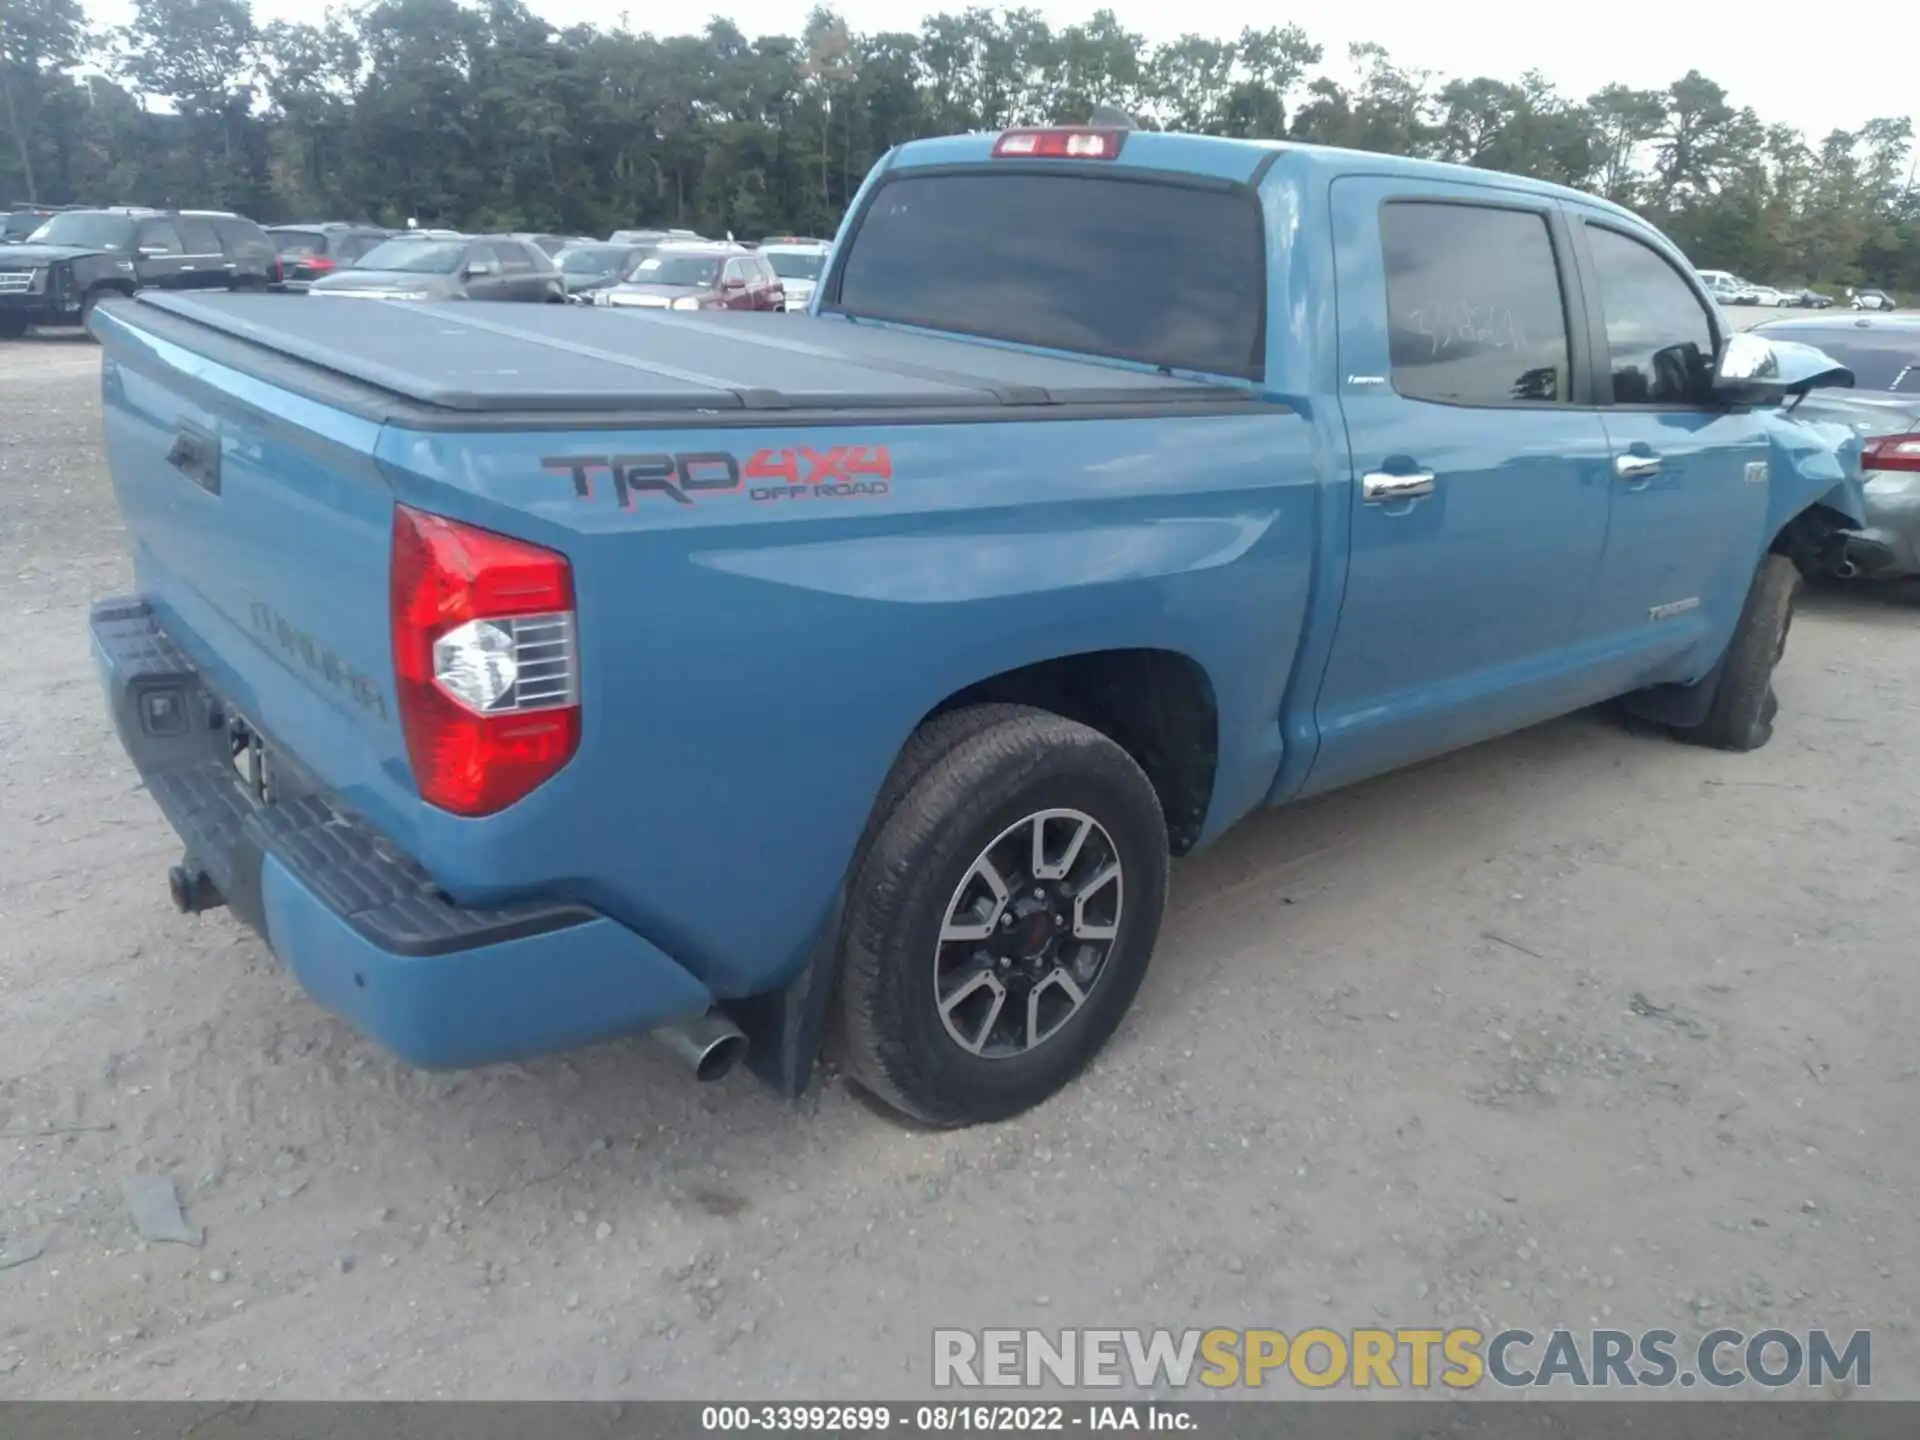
xmin=1672 ymin=554 xmax=1799 ymax=752
xmin=0 ymin=312 xmax=26 ymax=340
xmin=836 ymin=705 xmax=1169 ymax=1127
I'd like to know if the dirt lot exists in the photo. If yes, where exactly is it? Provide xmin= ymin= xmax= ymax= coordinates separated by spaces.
xmin=2 ymin=335 xmax=1918 ymax=1401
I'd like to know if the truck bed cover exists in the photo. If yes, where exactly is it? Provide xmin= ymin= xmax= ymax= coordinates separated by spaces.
xmin=116 ymin=291 xmax=1269 ymax=428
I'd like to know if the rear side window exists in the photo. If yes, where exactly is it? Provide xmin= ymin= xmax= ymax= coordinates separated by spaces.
xmin=1585 ymin=226 xmax=1718 ymax=406
xmin=832 ymin=172 xmax=1266 ymax=379
xmin=1381 ymin=202 xmax=1572 ymax=406
xmin=337 ymin=233 xmax=385 ymax=264
xmin=177 ymin=217 xmax=222 ymax=254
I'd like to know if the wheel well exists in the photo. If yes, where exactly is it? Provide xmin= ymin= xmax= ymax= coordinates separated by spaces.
xmin=925 ymin=649 xmax=1219 ymax=855
xmin=1770 ymin=502 xmax=1855 ymax=570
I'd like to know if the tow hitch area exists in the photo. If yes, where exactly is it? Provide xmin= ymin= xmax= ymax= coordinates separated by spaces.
xmin=168 ymin=861 xmax=225 ymax=915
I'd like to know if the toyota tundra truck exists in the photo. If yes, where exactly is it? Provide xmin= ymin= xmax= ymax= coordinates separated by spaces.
xmin=85 ymin=125 xmax=1864 ymax=1126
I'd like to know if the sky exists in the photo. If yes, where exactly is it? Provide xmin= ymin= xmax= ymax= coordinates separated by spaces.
xmin=86 ymin=0 xmax=1920 ymax=150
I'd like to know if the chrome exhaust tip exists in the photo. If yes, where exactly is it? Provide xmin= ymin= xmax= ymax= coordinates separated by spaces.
xmin=654 ymin=1010 xmax=748 ymax=1083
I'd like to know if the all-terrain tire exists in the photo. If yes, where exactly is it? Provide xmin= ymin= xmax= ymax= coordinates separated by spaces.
xmin=1674 ymin=553 xmax=1800 ymax=752
xmin=836 ymin=705 xmax=1169 ymax=1127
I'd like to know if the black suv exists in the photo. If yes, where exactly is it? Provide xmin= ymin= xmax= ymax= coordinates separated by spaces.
xmin=0 ymin=207 xmax=279 ymax=337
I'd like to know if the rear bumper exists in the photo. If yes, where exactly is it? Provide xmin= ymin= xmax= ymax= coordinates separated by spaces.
xmin=1846 ymin=480 xmax=1920 ymax=577
xmin=89 ymin=597 xmax=714 ymax=1068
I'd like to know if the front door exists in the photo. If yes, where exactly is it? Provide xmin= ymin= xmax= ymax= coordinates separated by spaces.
xmin=1566 ymin=212 xmax=1771 ymax=679
xmin=132 ymin=219 xmax=193 ymax=291
xmin=496 ymin=241 xmax=543 ymax=301
xmin=465 ymin=243 xmax=514 ymax=301
xmin=1305 ymin=178 xmax=1615 ymax=797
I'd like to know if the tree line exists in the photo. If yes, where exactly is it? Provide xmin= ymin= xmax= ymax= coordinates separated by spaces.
xmin=2 ymin=0 xmax=1915 ymax=292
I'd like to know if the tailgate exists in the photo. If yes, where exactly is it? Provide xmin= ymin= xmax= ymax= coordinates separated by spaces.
xmin=93 ymin=300 xmax=407 ymax=837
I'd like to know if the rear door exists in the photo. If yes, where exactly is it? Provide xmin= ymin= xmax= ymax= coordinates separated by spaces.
xmin=1566 ymin=211 xmax=1770 ymax=672
xmin=1307 ymin=179 xmax=1615 ymax=796
xmin=175 ymin=216 xmax=227 ymax=290
xmin=133 ymin=219 xmax=193 ymax=290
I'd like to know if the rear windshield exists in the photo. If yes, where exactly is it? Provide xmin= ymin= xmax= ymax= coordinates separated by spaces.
xmin=830 ymin=171 xmax=1266 ymax=379
xmin=1776 ymin=329 xmax=1920 ymax=392
xmin=561 ymin=245 xmax=646 ymax=277
xmin=764 ymin=248 xmax=827 ymax=281
xmin=272 ymin=229 xmax=328 ymax=256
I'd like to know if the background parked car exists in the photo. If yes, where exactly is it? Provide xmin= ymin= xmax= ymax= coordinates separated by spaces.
xmin=1755 ymin=313 xmax=1920 ymax=580
xmin=554 ymin=240 xmax=661 ymax=301
xmin=597 ymin=241 xmax=783 ymax=311
xmin=1782 ymin=287 xmax=1834 ymax=308
xmin=2 ymin=203 xmax=86 ymax=244
xmin=758 ymin=239 xmax=830 ymax=311
xmin=507 ymin=232 xmax=572 ymax=257
xmin=265 ymin=223 xmax=395 ymax=291
xmin=309 ymin=234 xmax=566 ymax=303
xmin=1745 ymin=284 xmax=1787 ymax=307
xmin=1700 ymin=270 xmax=1759 ymax=306
xmin=609 ymin=227 xmax=702 ymax=245
xmin=0 ymin=207 xmax=276 ymax=336
xmin=1851 ymin=288 xmax=1898 ymax=312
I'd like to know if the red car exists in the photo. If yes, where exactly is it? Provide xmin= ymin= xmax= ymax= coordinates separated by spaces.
xmin=597 ymin=242 xmax=784 ymax=313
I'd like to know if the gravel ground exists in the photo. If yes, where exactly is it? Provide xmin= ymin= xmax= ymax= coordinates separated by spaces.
xmin=2 ymin=333 xmax=1918 ymax=1401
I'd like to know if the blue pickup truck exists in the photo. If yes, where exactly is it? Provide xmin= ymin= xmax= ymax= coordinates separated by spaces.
xmin=87 ymin=125 xmax=1864 ymax=1126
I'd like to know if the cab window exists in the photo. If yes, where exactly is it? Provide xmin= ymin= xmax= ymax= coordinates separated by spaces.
xmin=1586 ymin=226 xmax=1718 ymax=406
xmin=1381 ymin=201 xmax=1573 ymax=406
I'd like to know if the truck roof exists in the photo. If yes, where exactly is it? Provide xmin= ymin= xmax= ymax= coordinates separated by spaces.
xmin=884 ymin=130 xmax=1645 ymax=229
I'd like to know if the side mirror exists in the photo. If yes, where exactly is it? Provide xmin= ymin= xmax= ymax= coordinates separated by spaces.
xmin=722 ymin=275 xmax=747 ymax=291
xmin=1713 ymin=332 xmax=1855 ymax=406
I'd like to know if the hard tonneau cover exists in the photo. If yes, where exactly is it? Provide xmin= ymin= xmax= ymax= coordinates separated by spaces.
xmin=119 ymin=291 xmax=1266 ymax=426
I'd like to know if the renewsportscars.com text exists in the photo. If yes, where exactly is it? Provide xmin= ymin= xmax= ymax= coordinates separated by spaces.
xmin=932 ymin=1327 xmax=1870 ymax=1391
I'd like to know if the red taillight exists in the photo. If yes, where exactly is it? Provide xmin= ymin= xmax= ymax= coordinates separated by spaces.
xmin=992 ymin=127 xmax=1126 ymax=160
xmin=390 ymin=505 xmax=580 ymax=816
xmin=306 ymin=255 xmax=335 ymax=272
xmin=1862 ymin=434 xmax=1920 ymax=473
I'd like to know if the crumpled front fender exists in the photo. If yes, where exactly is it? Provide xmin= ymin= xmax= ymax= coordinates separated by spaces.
xmin=1762 ymin=410 xmax=1867 ymax=532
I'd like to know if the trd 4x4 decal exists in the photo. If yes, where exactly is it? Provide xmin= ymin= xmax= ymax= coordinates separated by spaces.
xmin=542 ymin=446 xmax=892 ymax=508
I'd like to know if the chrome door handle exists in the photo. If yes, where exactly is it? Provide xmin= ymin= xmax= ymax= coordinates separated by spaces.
xmin=1361 ymin=470 xmax=1436 ymax=503
xmin=1615 ymin=454 xmax=1662 ymax=480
